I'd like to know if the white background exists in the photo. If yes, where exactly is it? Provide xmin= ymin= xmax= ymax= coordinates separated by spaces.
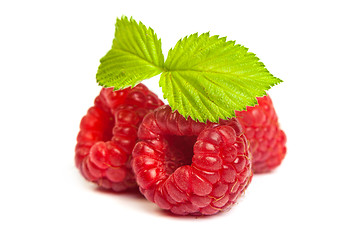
xmin=1 ymin=0 xmax=359 ymax=239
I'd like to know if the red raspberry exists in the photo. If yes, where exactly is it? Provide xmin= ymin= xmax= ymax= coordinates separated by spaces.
xmin=235 ymin=95 xmax=286 ymax=173
xmin=132 ymin=105 xmax=253 ymax=215
xmin=75 ymin=84 xmax=163 ymax=192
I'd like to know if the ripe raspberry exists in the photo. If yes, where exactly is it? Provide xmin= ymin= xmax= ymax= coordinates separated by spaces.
xmin=75 ymin=84 xmax=163 ymax=192
xmin=132 ymin=105 xmax=253 ymax=215
xmin=235 ymin=95 xmax=286 ymax=173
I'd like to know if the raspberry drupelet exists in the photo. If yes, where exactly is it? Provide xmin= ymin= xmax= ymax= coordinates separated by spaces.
xmin=132 ymin=105 xmax=253 ymax=215
xmin=75 ymin=84 xmax=163 ymax=192
xmin=236 ymin=95 xmax=286 ymax=173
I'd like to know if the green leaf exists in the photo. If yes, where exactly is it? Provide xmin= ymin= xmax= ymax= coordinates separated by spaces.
xmin=96 ymin=16 xmax=164 ymax=89
xmin=160 ymin=32 xmax=282 ymax=122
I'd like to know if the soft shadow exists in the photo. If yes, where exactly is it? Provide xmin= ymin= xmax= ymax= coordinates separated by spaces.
xmin=94 ymin=186 xmax=144 ymax=199
xmin=151 ymin=205 xmax=232 ymax=220
xmin=91 ymin=186 xmax=233 ymax=219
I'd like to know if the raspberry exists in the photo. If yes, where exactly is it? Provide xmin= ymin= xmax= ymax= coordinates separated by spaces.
xmin=132 ymin=105 xmax=253 ymax=215
xmin=235 ymin=95 xmax=286 ymax=173
xmin=75 ymin=84 xmax=163 ymax=192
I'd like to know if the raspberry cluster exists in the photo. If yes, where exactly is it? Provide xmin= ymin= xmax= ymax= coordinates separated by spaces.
xmin=75 ymin=88 xmax=286 ymax=215
xmin=236 ymin=95 xmax=287 ymax=173
xmin=75 ymin=84 xmax=163 ymax=191
xmin=132 ymin=105 xmax=252 ymax=215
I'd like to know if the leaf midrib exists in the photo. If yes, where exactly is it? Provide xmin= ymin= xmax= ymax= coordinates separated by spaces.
xmin=166 ymin=68 xmax=261 ymax=78
xmin=111 ymin=48 xmax=165 ymax=72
